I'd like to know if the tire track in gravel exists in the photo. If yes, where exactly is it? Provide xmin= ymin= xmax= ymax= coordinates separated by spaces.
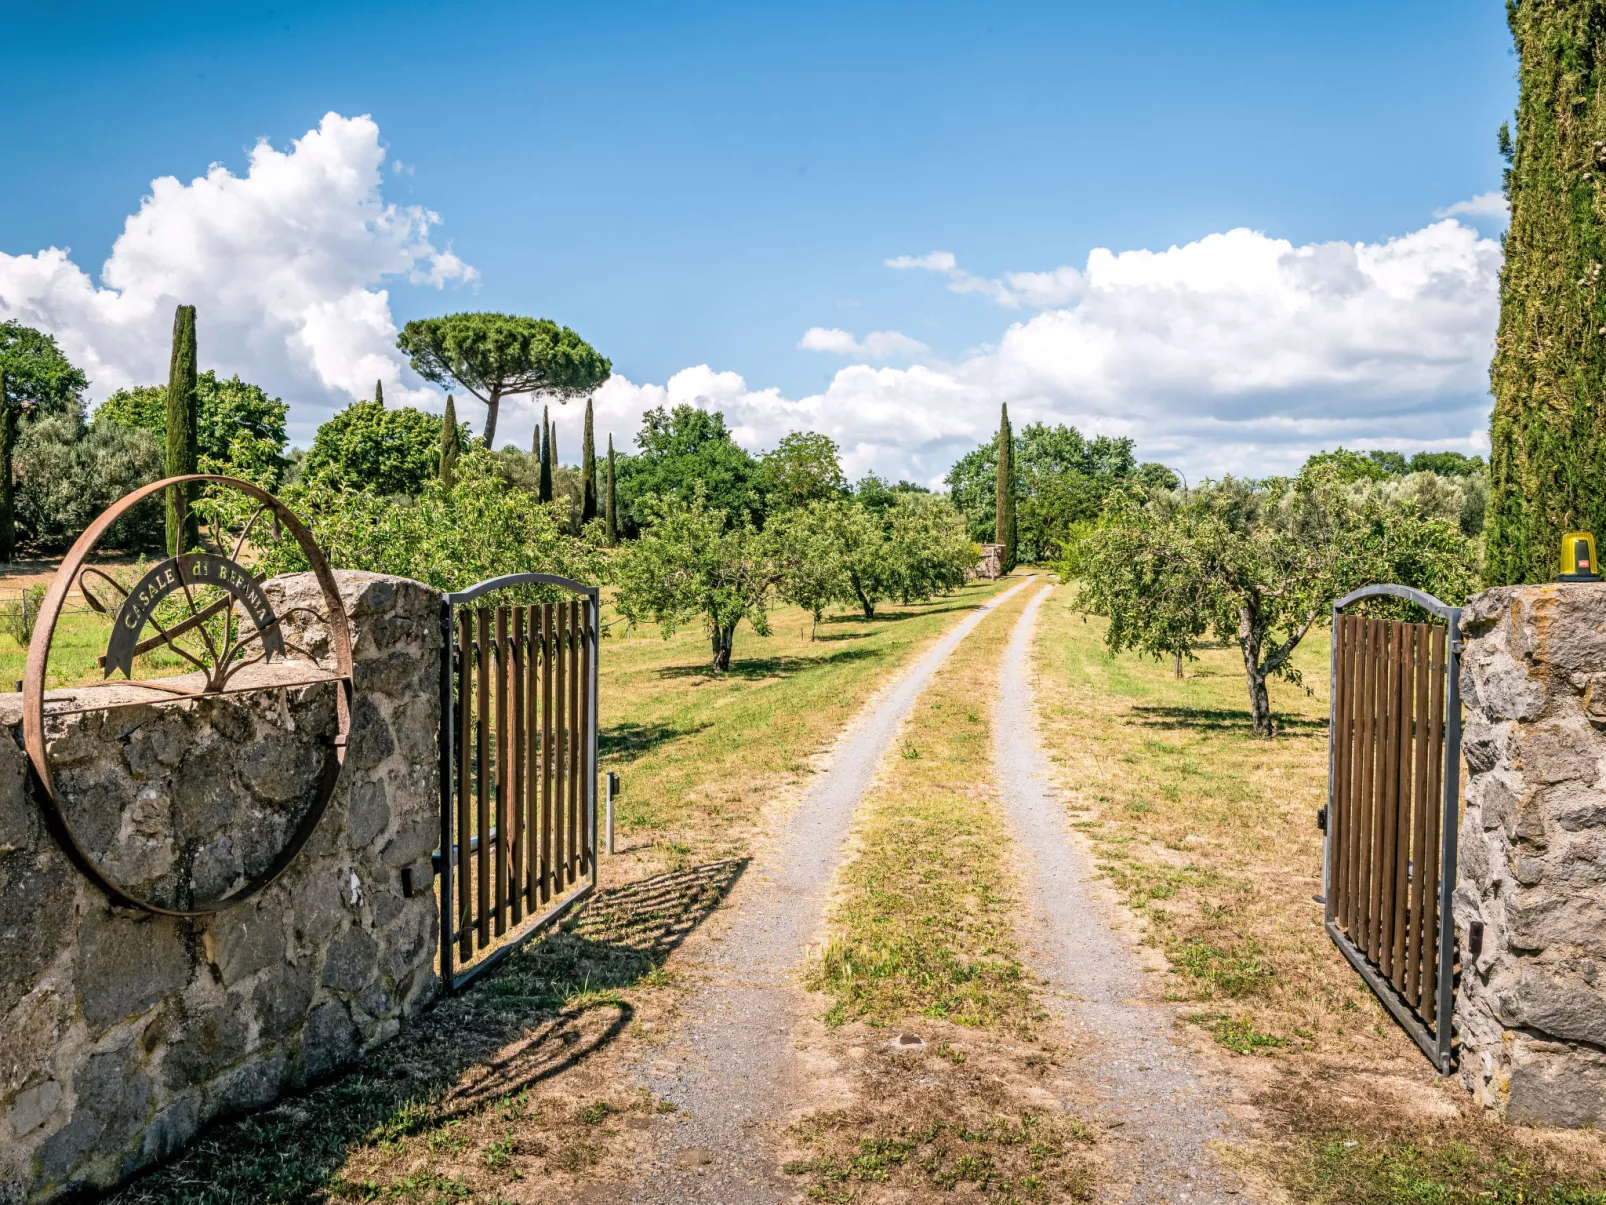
xmin=628 ymin=577 xmax=1035 ymax=1204
xmin=995 ymin=585 xmax=1242 ymax=1204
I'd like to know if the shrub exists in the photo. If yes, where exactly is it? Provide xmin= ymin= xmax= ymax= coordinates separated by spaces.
xmin=14 ymin=415 xmax=165 ymax=551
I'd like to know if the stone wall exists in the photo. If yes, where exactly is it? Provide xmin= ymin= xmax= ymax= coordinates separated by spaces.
xmin=0 ymin=571 xmax=442 ymax=1201
xmin=1456 ymin=582 xmax=1606 ymax=1127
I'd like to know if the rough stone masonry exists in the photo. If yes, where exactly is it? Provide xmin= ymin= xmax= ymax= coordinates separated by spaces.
xmin=1457 ymin=582 xmax=1606 ymax=1127
xmin=0 ymin=572 xmax=442 ymax=1201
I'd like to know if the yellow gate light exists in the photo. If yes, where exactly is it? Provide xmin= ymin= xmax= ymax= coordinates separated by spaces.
xmin=1559 ymin=531 xmax=1602 ymax=582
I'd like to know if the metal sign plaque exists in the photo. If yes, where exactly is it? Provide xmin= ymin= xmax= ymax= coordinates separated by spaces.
xmin=103 ymin=553 xmax=285 ymax=679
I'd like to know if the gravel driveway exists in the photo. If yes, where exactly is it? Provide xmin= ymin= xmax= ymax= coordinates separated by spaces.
xmin=995 ymin=584 xmax=1242 ymax=1203
xmin=628 ymin=578 xmax=1034 ymax=1203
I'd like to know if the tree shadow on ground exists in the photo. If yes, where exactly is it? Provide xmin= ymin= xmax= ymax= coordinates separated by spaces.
xmin=103 ymin=860 xmax=747 ymax=1205
xmin=600 ymin=719 xmax=713 ymax=764
xmin=654 ymin=646 xmax=880 ymax=681
xmin=1127 ymin=705 xmax=1326 ymax=734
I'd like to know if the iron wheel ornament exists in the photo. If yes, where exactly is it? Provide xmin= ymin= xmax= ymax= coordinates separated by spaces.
xmin=22 ymin=474 xmax=355 ymax=917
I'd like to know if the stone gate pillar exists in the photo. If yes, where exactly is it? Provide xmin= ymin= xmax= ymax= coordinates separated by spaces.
xmin=1456 ymin=583 xmax=1606 ymax=1128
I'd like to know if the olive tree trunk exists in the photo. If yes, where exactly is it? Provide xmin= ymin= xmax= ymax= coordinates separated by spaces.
xmin=1237 ymin=604 xmax=1273 ymax=738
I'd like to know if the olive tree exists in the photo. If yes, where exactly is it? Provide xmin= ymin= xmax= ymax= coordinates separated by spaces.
xmin=614 ymin=490 xmax=786 ymax=672
xmin=1076 ymin=469 xmax=1479 ymax=737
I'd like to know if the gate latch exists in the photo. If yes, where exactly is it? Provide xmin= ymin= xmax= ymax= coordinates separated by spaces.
xmin=1315 ymin=806 xmax=1327 ymax=832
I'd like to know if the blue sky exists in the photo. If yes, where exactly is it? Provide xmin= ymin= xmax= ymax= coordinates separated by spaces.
xmin=0 ymin=1 xmax=1515 ymax=480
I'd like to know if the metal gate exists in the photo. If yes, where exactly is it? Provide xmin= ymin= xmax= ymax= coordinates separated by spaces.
xmin=436 ymin=573 xmax=599 ymax=991
xmin=1325 ymin=584 xmax=1461 ymax=1072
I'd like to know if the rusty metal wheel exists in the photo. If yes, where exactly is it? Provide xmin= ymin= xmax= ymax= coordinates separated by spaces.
xmin=21 ymin=474 xmax=354 ymax=916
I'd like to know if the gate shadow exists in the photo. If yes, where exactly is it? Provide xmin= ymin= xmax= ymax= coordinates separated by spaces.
xmin=102 ymin=859 xmax=747 ymax=1204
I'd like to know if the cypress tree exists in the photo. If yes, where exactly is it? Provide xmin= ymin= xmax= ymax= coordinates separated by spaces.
xmin=439 ymin=394 xmax=459 ymax=488
xmin=994 ymin=403 xmax=1016 ymax=572
xmin=0 ymin=371 xmax=14 ymax=564
xmin=581 ymin=397 xmax=598 ymax=522
xmin=164 ymin=304 xmax=199 ymax=556
xmin=605 ymin=434 xmax=618 ymax=546
xmin=375 ymin=378 xmax=384 ymax=407
xmin=1487 ymin=4 xmax=1606 ymax=584
xmin=538 ymin=406 xmax=553 ymax=502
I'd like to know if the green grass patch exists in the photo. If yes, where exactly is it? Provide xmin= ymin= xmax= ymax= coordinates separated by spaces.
xmin=808 ymin=587 xmax=1036 ymax=1030
xmin=1278 ymin=1129 xmax=1606 ymax=1204
xmin=1182 ymin=1012 xmax=1289 ymax=1054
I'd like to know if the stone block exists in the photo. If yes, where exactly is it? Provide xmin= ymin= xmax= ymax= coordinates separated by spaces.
xmin=347 ymin=697 xmax=395 ymax=771
xmin=75 ymin=910 xmax=190 ymax=1033
xmin=8 ymin=1079 xmax=61 ymax=1137
xmin=1515 ymin=720 xmax=1600 ymax=784
xmin=382 ymin=817 xmax=436 ymax=869
xmin=140 ymin=1096 xmax=198 ymax=1164
xmin=0 ymin=852 xmax=73 ymax=1020
xmin=251 ymin=964 xmax=315 ymax=1045
xmin=322 ymin=927 xmax=378 ymax=993
xmin=207 ymin=1055 xmax=286 ymax=1117
xmin=1506 ymin=1038 xmax=1606 ymax=1128
xmin=1498 ymin=965 xmax=1606 ymax=1046
xmin=300 ymin=1000 xmax=358 ymax=1081
xmin=347 ymin=779 xmax=389 ymax=849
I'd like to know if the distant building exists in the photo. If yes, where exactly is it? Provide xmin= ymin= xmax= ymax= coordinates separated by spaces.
xmin=975 ymin=543 xmax=1005 ymax=580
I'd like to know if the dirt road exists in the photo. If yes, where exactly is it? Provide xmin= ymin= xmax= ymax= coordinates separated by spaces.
xmin=995 ymin=584 xmax=1242 ymax=1203
xmin=629 ymin=578 xmax=1034 ymax=1203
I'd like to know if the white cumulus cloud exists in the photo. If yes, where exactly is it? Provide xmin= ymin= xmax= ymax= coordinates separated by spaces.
xmin=797 ymin=327 xmax=930 ymax=359
xmin=0 ymin=111 xmax=477 ymax=443
xmin=886 ymin=249 xmax=1084 ymax=309
xmin=603 ymin=218 xmax=1500 ymax=486
xmin=1436 ymin=192 xmax=1509 ymax=220
xmin=884 ymin=251 xmax=956 ymax=272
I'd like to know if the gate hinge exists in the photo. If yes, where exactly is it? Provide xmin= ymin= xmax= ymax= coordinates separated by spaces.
xmin=1316 ymin=806 xmax=1327 ymax=832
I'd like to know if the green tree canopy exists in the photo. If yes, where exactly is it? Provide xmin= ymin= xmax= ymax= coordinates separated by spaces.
xmin=614 ymin=489 xmax=785 ymax=672
xmin=301 ymin=401 xmax=466 ymax=496
xmin=396 ymin=313 xmax=611 ymax=448
xmin=612 ymin=404 xmax=762 ymax=534
xmin=0 ymin=321 xmax=87 ymax=420
xmin=14 ymin=415 xmax=165 ymax=552
xmin=259 ymin=447 xmax=602 ymax=591
xmin=947 ymin=421 xmax=1161 ymax=562
xmin=771 ymin=492 xmax=974 ymax=624
xmin=96 ymin=371 xmax=290 ymax=482
xmin=852 ymin=473 xmax=928 ymax=517
xmin=1074 ymin=467 xmax=1479 ymax=737
xmin=759 ymin=431 xmax=847 ymax=509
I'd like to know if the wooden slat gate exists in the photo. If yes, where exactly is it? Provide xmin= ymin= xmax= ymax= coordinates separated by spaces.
xmin=436 ymin=573 xmax=599 ymax=991
xmin=1326 ymin=584 xmax=1461 ymax=1072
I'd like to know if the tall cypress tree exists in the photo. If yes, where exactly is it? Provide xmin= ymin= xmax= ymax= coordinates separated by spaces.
xmin=605 ymin=434 xmax=618 ymax=546
xmin=994 ymin=403 xmax=1016 ymax=572
xmin=581 ymin=397 xmax=598 ymax=522
xmin=0 ymin=371 xmax=14 ymax=564
xmin=165 ymin=304 xmax=199 ymax=556
xmin=375 ymin=379 xmax=384 ymax=407
xmin=439 ymin=394 xmax=459 ymax=487
xmin=538 ymin=406 xmax=554 ymax=502
xmin=1487 ymin=4 xmax=1606 ymax=584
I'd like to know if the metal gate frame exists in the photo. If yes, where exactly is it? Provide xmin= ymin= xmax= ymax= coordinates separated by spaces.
xmin=1325 ymin=583 xmax=1461 ymax=1073
xmin=436 ymin=572 xmax=600 ymax=992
